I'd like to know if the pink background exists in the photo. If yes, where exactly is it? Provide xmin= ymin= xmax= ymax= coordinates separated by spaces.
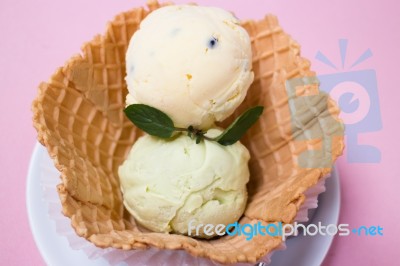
xmin=1 ymin=0 xmax=399 ymax=265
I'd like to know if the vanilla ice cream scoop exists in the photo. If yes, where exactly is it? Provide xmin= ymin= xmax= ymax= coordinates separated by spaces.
xmin=118 ymin=129 xmax=250 ymax=237
xmin=125 ymin=5 xmax=254 ymax=129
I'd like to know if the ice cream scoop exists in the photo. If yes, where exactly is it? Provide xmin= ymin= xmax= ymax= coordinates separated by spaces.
xmin=118 ymin=129 xmax=250 ymax=237
xmin=125 ymin=5 xmax=254 ymax=129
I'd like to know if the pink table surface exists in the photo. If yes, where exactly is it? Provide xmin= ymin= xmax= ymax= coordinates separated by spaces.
xmin=1 ymin=0 xmax=399 ymax=265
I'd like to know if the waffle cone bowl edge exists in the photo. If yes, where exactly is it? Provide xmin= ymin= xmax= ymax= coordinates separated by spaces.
xmin=32 ymin=1 xmax=344 ymax=264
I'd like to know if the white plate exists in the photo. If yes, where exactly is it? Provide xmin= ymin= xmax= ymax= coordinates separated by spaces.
xmin=27 ymin=143 xmax=340 ymax=266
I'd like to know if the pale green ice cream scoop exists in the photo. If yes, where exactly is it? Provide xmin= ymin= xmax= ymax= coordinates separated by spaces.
xmin=118 ymin=129 xmax=250 ymax=237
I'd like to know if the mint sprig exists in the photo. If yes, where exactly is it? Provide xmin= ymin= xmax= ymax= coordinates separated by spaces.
xmin=124 ymin=104 xmax=175 ymax=138
xmin=124 ymin=104 xmax=264 ymax=146
xmin=213 ymin=106 xmax=264 ymax=145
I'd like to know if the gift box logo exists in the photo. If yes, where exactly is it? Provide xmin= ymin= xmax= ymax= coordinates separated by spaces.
xmin=286 ymin=39 xmax=382 ymax=166
xmin=317 ymin=39 xmax=382 ymax=163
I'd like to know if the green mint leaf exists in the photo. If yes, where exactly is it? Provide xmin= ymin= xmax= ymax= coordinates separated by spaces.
xmin=124 ymin=104 xmax=175 ymax=138
xmin=215 ymin=106 xmax=264 ymax=146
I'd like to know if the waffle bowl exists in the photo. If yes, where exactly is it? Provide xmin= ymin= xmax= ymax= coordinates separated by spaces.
xmin=32 ymin=1 xmax=344 ymax=264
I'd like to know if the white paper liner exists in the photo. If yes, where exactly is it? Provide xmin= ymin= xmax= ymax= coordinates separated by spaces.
xmin=39 ymin=149 xmax=328 ymax=265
